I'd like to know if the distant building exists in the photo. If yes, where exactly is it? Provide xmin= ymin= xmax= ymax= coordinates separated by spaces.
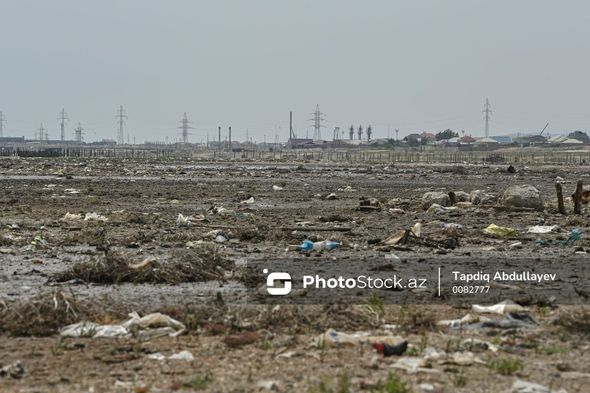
xmin=567 ymin=130 xmax=590 ymax=144
xmin=490 ymin=135 xmax=513 ymax=144
xmin=459 ymin=135 xmax=476 ymax=144
xmin=287 ymin=138 xmax=315 ymax=148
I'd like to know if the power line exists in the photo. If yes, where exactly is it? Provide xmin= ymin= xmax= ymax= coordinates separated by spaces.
xmin=309 ymin=104 xmax=326 ymax=140
xmin=36 ymin=123 xmax=48 ymax=141
xmin=483 ymin=98 xmax=492 ymax=138
xmin=74 ymin=122 xmax=84 ymax=143
xmin=178 ymin=112 xmax=193 ymax=144
xmin=58 ymin=108 xmax=68 ymax=142
xmin=116 ymin=105 xmax=127 ymax=145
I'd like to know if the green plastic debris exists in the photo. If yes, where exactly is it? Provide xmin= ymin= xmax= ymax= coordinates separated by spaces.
xmin=483 ymin=224 xmax=518 ymax=238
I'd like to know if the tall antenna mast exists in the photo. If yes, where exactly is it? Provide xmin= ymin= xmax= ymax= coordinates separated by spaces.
xmin=116 ymin=105 xmax=127 ymax=145
xmin=58 ymin=108 xmax=68 ymax=142
xmin=483 ymin=98 xmax=492 ymax=138
xmin=0 ymin=111 xmax=6 ymax=137
xmin=178 ymin=112 xmax=193 ymax=144
xmin=367 ymin=125 xmax=372 ymax=142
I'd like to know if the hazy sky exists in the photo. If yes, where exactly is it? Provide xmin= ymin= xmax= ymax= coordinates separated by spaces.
xmin=2 ymin=0 xmax=590 ymax=142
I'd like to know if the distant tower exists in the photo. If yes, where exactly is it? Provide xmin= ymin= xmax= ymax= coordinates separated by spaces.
xmin=367 ymin=125 xmax=372 ymax=142
xmin=333 ymin=127 xmax=341 ymax=141
xmin=0 ymin=111 xmax=6 ymax=137
xmin=178 ymin=113 xmax=193 ymax=144
xmin=310 ymin=104 xmax=326 ymax=140
xmin=349 ymin=125 xmax=354 ymax=140
xmin=74 ymin=123 xmax=84 ymax=143
xmin=357 ymin=125 xmax=363 ymax=141
xmin=395 ymin=129 xmax=399 ymax=141
xmin=58 ymin=108 xmax=68 ymax=142
xmin=483 ymin=98 xmax=492 ymax=138
xmin=36 ymin=123 xmax=48 ymax=141
xmin=116 ymin=105 xmax=127 ymax=145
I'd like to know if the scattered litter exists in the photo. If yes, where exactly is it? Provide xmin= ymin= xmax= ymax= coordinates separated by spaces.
xmin=0 ymin=361 xmax=26 ymax=379
xmin=60 ymin=312 xmax=186 ymax=339
xmin=509 ymin=242 xmax=523 ymax=249
xmin=299 ymin=239 xmax=341 ymax=252
xmin=389 ymin=208 xmax=405 ymax=215
xmin=472 ymin=300 xmax=527 ymax=315
xmin=381 ymin=223 xmax=457 ymax=249
xmin=325 ymin=193 xmax=338 ymax=200
xmin=128 ymin=256 xmax=157 ymax=270
xmin=84 ymin=212 xmax=108 ymax=222
xmin=438 ymin=313 xmax=486 ymax=328
xmin=358 ymin=196 xmax=381 ymax=211
xmin=483 ymin=224 xmax=518 ymax=238
xmin=527 ymin=225 xmax=559 ymax=234
xmin=338 ymin=185 xmax=356 ymax=192
xmin=372 ymin=340 xmax=408 ymax=357
xmin=563 ymin=228 xmax=582 ymax=245
xmin=272 ymin=185 xmax=283 ymax=191
xmin=390 ymin=357 xmax=439 ymax=374
xmin=442 ymin=223 xmax=463 ymax=236
xmin=64 ymin=188 xmax=80 ymax=194
xmin=315 ymin=329 xmax=358 ymax=348
xmin=240 ymin=196 xmax=255 ymax=205
xmin=30 ymin=235 xmax=49 ymax=249
xmin=148 ymin=350 xmax=194 ymax=361
xmin=257 ymin=380 xmax=280 ymax=390
xmin=510 ymin=380 xmax=567 ymax=393
xmin=176 ymin=213 xmax=192 ymax=227
xmin=61 ymin=212 xmax=82 ymax=221
xmin=427 ymin=204 xmax=458 ymax=215
xmin=462 ymin=312 xmax=538 ymax=330
xmin=441 ymin=351 xmax=484 ymax=366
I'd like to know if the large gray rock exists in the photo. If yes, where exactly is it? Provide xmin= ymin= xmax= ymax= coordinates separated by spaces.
xmin=454 ymin=191 xmax=470 ymax=202
xmin=422 ymin=192 xmax=450 ymax=210
xmin=470 ymin=190 xmax=497 ymax=205
xmin=501 ymin=184 xmax=544 ymax=211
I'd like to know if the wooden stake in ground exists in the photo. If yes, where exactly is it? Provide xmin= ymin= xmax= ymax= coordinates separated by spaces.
xmin=556 ymin=183 xmax=566 ymax=214
xmin=573 ymin=180 xmax=583 ymax=215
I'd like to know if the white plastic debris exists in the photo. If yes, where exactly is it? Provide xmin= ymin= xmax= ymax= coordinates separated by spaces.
xmin=60 ymin=312 xmax=185 ymax=339
xmin=437 ymin=313 xmax=487 ymax=328
xmin=176 ymin=213 xmax=192 ymax=227
xmin=390 ymin=357 xmax=439 ymax=374
xmin=84 ymin=212 xmax=108 ymax=222
xmin=272 ymin=185 xmax=283 ymax=191
xmin=61 ymin=212 xmax=82 ymax=221
xmin=240 ymin=197 xmax=255 ymax=205
xmin=168 ymin=350 xmax=194 ymax=361
xmin=472 ymin=300 xmax=527 ymax=315
xmin=315 ymin=328 xmax=358 ymax=348
xmin=510 ymin=380 xmax=568 ymax=393
xmin=338 ymin=185 xmax=356 ymax=192
xmin=527 ymin=225 xmax=560 ymax=234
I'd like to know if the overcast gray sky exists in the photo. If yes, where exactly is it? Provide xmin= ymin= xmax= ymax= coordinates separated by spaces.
xmin=2 ymin=0 xmax=590 ymax=142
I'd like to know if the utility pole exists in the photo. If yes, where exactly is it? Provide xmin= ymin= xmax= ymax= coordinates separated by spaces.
xmin=483 ymin=98 xmax=492 ymax=138
xmin=0 ymin=111 xmax=5 ymax=137
xmin=36 ymin=123 xmax=48 ymax=141
xmin=58 ymin=108 xmax=68 ymax=142
xmin=229 ymin=126 xmax=232 ymax=150
xmin=357 ymin=125 xmax=363 ymax=141
xmin=218 ymin=126 xmax=221 ymax=151
xmin=333 ymin=127 xmax=341 ymax=141
xmin=310 ymin=104 xmax=326 ymax=140
xmin=178 ymin=113 xmax=193 ymax=144
xmin=395 ymin=129 xmax=399 ymax=141
xmin=367 ymin=125 xmax=372 ymax=142
xmin=74 ymin=123 xmax=84 ymax=143
xmin=349 ymin=125 xmax=354 ymax=140
xmin=116 ymin=105 xmax=127 ymax=145
xmin=289 ymin=111 xmax=295 ymax=140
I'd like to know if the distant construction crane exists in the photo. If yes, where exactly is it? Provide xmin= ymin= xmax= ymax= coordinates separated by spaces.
xmin=58 ymin=108 xmax=68 ymax=142
xmin=74 ymin=123 xmax=84 ymax=143
xmin=178 ymin=113 xmax=193 ymax=144
xmin=483 ymin=98 xmax=492 ymax=138
xmin=36 ymin=123 xmax=48 ymax=141
xmin=357 ymin=125 xmax=363 ymax=141
xmin=349 ymin=125 xmax=354 ymax=140
xmin=116 ymin=105 xmax=127 ymax=145
xmin=310 ymin=104 xmax=326 ymax=140
xmin=367 ymin=125 xmax=372 ymax=142
xmin=0 ymin=111 xmax=6 ymax=137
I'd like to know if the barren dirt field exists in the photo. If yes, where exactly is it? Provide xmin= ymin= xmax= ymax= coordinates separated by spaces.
xmin=0 ymin=156 xmax=589 ymax=393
